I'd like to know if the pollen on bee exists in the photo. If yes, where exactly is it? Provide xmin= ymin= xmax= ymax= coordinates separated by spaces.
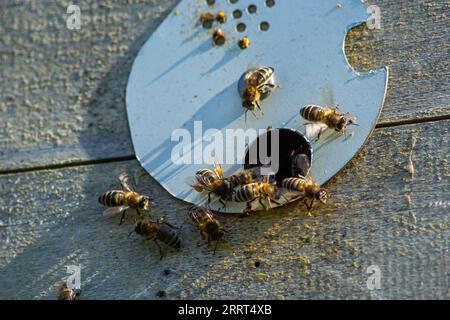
xmin=216 ymin=11 xmax=227 ymax=24
xmin=238 ymin=36 xmax=250 ymax=49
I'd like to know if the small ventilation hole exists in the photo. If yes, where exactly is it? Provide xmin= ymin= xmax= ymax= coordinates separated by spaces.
xmin=236 ymin=22 xmax=246 ymax=32
xmin=206 ymin=0 xmax=215 ymax=5
xmin=265 ymin=0 xmax=275 ymax=8
xmin=233 ymin=9 xmax=242 ymax=19
xmin=247 ymin=4 xmax=257 ymax=14
xmin=260 ymin=21 xmax=270 ymax=31
xmin=229 ymin=0 xmax=239 ymax=4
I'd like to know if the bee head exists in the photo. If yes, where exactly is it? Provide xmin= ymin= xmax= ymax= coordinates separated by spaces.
xmin=242 ymin=100 xmax=257 ymax=111
xmin=316 ymin=189 xmax=329 ymax=204
xmin=336 ymin=117 xmax=347 ymax=131
xmin=139 ymin=196 xmax=151 ymax=210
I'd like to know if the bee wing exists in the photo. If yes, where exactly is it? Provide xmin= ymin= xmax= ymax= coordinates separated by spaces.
xmin=305 ymin=122 xmax=328 ymax=140
xmin=118 ymin=172 xmax=135 ymax=192
xmin=321 ymin=83 xmax=335 ymax=108
xmin=103 ymin=205 xmax=130 ymax=218
xmin=185 ymin=177 xmax=207 ymax=193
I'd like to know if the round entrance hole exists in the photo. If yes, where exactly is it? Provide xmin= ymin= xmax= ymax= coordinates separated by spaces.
xmin=244 ymin=128 xmax=312 ymax=185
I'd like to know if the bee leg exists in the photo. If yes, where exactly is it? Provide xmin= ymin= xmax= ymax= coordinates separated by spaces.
xmin=316 ymin=127 xmax=326 ymax=141
xmin=304 ymin=200 xmax=314 ymax=216
xmin=213 ymin=240 xmax=219 ymax=255
xmin=239 ymin=202 xmax=254 ymax=218
xmin=219 ymin=199 xmax=227 ymax=209
xmin=208 ymin=192 xmax=213 ymax=204
xmin=260 ymin=197 xmax=269 ymax=211
xmin=256 ymin=102 xmax=264 ymax=115
xmin=153 ymin=240 xmax=164 ymax=260
xmin=119 ymin=209 xmax=127 ymax=225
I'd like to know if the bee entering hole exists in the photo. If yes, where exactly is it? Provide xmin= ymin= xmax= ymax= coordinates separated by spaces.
xmin=156 ymin=290 xmax=166 ymax=298
xmin=254 ymin=261 xmax=261 ymax=268
xmin=236 ymin=22 xmax=246 ymax=32
xmin=213 ymin=29 xmax=226 ymax=46
xmin=260 ymin=21 xmax=270 ymax=31
xmin=265 ymin=0 xmax=275 ymax=8
xmin=247 ymin=4 xmax=257 ymax=14
xmin=244 ymin=128 xmax=312 ymax=185
xmin=206 ymin=0 xmax=216 ymax=5
xmin=233 ymin=9 xmax=242 ymax=19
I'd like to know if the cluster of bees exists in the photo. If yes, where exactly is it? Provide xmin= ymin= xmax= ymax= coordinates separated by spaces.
xmin=190 ymin=65 xmax=358 ymax=216
xmin=199 ymin=10 xmax=250 ymax=49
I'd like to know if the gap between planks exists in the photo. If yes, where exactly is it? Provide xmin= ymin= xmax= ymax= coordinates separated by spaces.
xmin=1 ymin=115 xmax=449 ymax=176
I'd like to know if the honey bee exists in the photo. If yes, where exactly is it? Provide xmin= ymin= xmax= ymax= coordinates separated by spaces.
xmin=233 ymin=181 xmax=282 ymax=217
xmin=57 ymin=283 xmax=81 ymax=300
xmin=189 ymin=164 xmax=233 ymax=207
xmin=199 ymin=12 xmax=215 ymax=28
xmin=281 ymin=177 xmax=329 ymax=215
xmin=225 ymin=167 xmax=274 ymax=188
xmin=300 ymin=104 xmax=357 ymax=140
xmin=98 ymin=172 xmax=152 ymax=225
xmin=216 ymin=11 xmax=227 ymax=23
xmin=238 ymin=36 xmax=250 ymax=49
xmin=130 ymin=218 xmax=181 ymax=260
xmin=238 ymin=67 xmax=278 ymax=120
xmin=213 ymin=28 xmax=226 ymax=46
xmin=188 ymin=206 xmax=228 ymax=254
xmin=290 ymin=146 xmax=311 ymax=178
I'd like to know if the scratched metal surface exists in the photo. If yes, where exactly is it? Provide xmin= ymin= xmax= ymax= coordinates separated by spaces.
xmin=126 ymin=0 xmax=388 ymax=212
xmin=0 ymin=0 xmax=449 ymax=300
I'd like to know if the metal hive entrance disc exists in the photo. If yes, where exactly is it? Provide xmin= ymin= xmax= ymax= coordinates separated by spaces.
xmin=126 ymin=0 xmax=388 ymax=213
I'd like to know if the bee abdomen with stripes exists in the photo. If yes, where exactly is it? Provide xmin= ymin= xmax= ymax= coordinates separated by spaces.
xmin=98 ymin=190 xmax=126 ymax=207
xmin=299 ymin=104 xmax=326 ymax=122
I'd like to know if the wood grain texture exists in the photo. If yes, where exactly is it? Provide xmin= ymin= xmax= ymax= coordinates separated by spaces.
xmin=1 ymin=0 xmax=449 ymax=171
xmin=1 ymin=120 xmax=448 ymax=299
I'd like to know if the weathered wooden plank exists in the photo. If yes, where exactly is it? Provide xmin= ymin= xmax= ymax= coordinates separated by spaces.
xmin=1 ymin=0 xmax=449 ymax=171
xmin=0 ymin=120 xmax=448 ymax=299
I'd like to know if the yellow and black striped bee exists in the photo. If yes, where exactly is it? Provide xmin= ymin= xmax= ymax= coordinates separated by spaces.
xmin=233 ymin=182 xmax=282 ymax=217
xmin=57 ymin=283 xmax=81 ymax=300
xmin=282 ymin=177 xmax=329 ymax=215
xmin=188 ymin=206 xmax=228 ymax=254
xmin=238 ymin=67 xmax=278 ymax=120
xmin=300 ymin=104 xmax=357 ymax=140
xmin=130 ymin=218 xmax=181 ymax=260
xmin=189 ymin=164 xmax=234 ymax=207
xmin=199 ymin=12 xmax=215 ymax=28
xmin=226 ymin=167 xmax=267 ymax=189
xmin=98 ymin=172 xmax=152 ymax=225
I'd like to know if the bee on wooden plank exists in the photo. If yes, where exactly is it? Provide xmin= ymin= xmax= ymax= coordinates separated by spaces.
xmin=98 ymin=172 xmax=153 ymax=225
xmin=233 ymin=180 xmax=282 ymax=217
xmin=57 ymin=283 xmax=81 ymax=300
xmin=129 ymin=218 xmax=181 ymax=260
xmin=238 ymin=66 xmax=278 ymax=121
xmin=281 ymin=176 xmax=329 ymax=215
xmin=188 ymin=206 xmax=228 ymax=254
